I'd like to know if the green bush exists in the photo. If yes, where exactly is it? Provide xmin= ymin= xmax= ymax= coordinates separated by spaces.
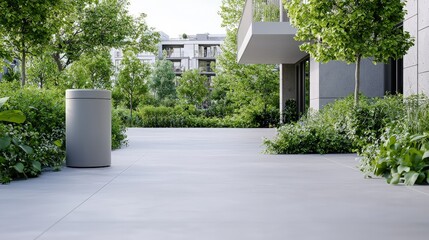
xmin=0 ymin=83 xmax=65 ymax=183
xmin=0 ymin=82 xmax=127 ymax=183
xmin=112 ymin=108 xmax=128 ymax=149
xmin=134 ymin=105 xmax=251 ymax=128
xmin=359 ymin=95 xmax=429 ymax=185
xmin=265 ymin=96 xmax=354 ymax=154
xmin=282 ymin=99 xmax=299 ymax=124
xmin=346 ymin=95 xmax=405 ymax=153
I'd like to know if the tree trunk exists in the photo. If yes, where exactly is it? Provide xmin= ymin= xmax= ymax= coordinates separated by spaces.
xmin=130 ymin=94 xmax=133 ymax=127
xmin=354 ymin=55 xmax=361 ymax=107
xmin=21 ymin=50 xmax=26 ymax=87
xmin=52 ymin=53 xmax=64 ymax=72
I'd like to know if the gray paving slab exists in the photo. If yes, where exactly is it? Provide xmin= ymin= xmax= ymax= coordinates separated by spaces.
xmin=0 ymin=128 xmax=428 ymax=240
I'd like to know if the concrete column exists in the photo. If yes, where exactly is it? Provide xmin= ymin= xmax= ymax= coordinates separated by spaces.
xmin=404 ymin=0 xmax=429 ymax=96
xmin=279 ymin=64 xmax=296 ymax=123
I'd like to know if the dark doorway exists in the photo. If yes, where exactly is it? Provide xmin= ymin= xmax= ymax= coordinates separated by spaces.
xmin=296 ymin=57 xmax=310 ymax=115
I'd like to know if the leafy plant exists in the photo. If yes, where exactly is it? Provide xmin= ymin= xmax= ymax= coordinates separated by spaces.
xmin=0 ymin=97 xmax=37 ymax=183
xmin=285 ymin=0 xmax=413 ymax=105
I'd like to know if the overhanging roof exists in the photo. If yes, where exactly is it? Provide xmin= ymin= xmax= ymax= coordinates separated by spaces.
xmin=237 ymin=22 xmax=307 ymax=64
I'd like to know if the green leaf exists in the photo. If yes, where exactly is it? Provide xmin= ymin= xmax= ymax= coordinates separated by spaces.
xmin=0 ymin=110 xmax=26 ymax=123
xmin=423 ymin=151 xmax=429 ymax=160
xmin=404 ymin=171 xmax=419 ymax=186
xmin=397 ymin=165 xmax=410 ymax=174
xmin=0 ymin=97 xmax=9 ymax=109
xmin=426 ymin=171 xmax=429 ymax=184
xmin=19 ymin=144 xmax=33 ymax=155
xmin=53 ymin=139 xmax=62 ymax=147
xmin=0 ymin=136 xmax=11 ymax=150
xmin=13 ymin=163 xmax=24 ymax=173
xmin=389 ymin=173 xmax=401 ymax=185
xmin=32 ymin=161 xmax=42 ymax=172
xmin=411 ymin=134 xmax=426 ymax=142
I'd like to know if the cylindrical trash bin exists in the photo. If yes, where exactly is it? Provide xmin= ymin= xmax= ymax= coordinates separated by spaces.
xmin=66 ymin=89 xmax=111 ymax=167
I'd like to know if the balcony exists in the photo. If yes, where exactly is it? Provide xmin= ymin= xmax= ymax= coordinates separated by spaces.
xmin=196 ymin=45 xmax=222 ymax=59
xmin=163 ymin=46 xmax=186 ymax=59
xmin=237 ymin=0 xmax=307 ymax=64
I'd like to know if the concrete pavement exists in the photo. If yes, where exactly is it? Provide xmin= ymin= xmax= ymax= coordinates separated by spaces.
xmin=1 ymin=128 xmax=428 ymax=240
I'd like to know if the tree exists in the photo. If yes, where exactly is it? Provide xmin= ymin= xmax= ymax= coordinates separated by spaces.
xmin=51 ymin=0 xmax=159 ymax=72
xmin=149 ymin=58 xmax=177 ymax=102
xmin=213 ymin=0 xmax=279 ymax=125
xmin=0 ymin=0 xmax=64 ymax=86
xmin=116 ymin=52 xmax=150 ymax=126
xmin=285 ymin=0 xmax=414 ymax=106
xmin=27 ymin=54 xmax=60 ymax=89
xmin=65 ymin=50 xmax=113 ymax=89
xmin=177 ymin=70 xmax=209 ymax=107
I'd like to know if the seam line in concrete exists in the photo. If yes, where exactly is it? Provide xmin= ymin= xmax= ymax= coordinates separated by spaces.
xmin=405 ymin=186 xmax=429 ymax=197
xmin=33 ymin=157 xmax=142 ymax=240
xmin=321 ymin=155 xmax=359 ymax=171
xmin=323 ymin=156 xmax=429 ymax=198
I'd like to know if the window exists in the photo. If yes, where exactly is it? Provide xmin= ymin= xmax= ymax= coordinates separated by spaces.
xmin=296 ymin=57 xmax=310 ymax=115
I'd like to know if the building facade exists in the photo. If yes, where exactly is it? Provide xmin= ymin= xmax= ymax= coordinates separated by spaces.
xmin=111 ymin=32 xmax=225 ymax=83
xmin=403 ymin=0 xmax=429 ymax=96
xmin=237 ymin=0 xmax=427 ymax=118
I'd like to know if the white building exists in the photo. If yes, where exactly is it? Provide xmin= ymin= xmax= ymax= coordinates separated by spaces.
xmin=111 ymin=32 xmax=225 ymax=83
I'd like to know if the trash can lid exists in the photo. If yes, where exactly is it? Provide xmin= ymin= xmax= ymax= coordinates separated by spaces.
xmin=66 ymin=89 xmax=111 ymax=100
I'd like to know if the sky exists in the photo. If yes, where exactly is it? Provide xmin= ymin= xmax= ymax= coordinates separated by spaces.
xmin=128 ymin=0 xmax=226 ymax=38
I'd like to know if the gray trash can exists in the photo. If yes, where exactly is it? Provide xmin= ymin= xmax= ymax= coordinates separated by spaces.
xmin=66 ymin=89 xmax=111 ymax=167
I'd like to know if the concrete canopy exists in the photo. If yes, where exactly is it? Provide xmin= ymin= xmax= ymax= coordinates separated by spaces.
xmin=237 ymin=22 xmax=307 ymax=64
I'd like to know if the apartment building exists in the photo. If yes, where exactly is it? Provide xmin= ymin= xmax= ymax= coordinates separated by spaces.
xmin=237 ymin=0 xmax=427 ymax=118
xmin=111 ymin=32 xmax=225 ymax=83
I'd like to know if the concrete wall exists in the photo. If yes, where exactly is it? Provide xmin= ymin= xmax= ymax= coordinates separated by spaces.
xmin=310 ymin=58 xmax=385 ymax=110
xmin=404 ymin=0 xmax=429 ymax=96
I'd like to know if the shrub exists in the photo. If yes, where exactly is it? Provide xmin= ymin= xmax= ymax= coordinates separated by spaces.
xmin=112 ymin=108 xmax=128 ymax=149
xmin=359 ymin=95 xmax=429 ymax=185
xmin=282 ymin=99 xmax=299 ymax=124
xmin=0 ymin=82 xmax=128 ymax=183
xmin=346 ymin=95 xmax=405 ymax=153
xmin=264 ymin=96 xmax=354 ymax=154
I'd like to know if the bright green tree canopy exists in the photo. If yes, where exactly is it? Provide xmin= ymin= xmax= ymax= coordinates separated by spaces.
xmin=285 ymin=0 xmax=413 ymax=64
xmin=177 ymin=70 xmax=209 ymax=107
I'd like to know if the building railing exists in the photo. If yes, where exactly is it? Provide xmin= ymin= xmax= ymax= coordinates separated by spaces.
xmin=164 ymin=48 xmax=185 ymax=58
xmin=237 ymin=0 xmax=287 ymax=51
xmin=196 ymin=46 xmax=222 ymax=58
xmin=253 ymin=0 xmax=281 ymax=22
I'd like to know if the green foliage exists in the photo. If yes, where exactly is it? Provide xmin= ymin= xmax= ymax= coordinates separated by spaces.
xmin=132 ymin=105 xmax=249 ymax=128
xmin=177 ymin=70 xmax=209 ymax=107
xmin=0 ymin=0 xmax=65 ymax=86
xmin=346 ymin=95 xmax=405 ymax=153
xmin=253 ymin=0 xmax=280 ymax=22
xmin=0 ymin=84 xmax=64 ymax=183
xmin=149 ymin=58 xmax=177 ymax=102
xmin=265 ymin=97 xmax=354 ymax=154
xmin=282 ymin=99 xmax=299 ymax=124
xmin=215 ymin=0 xmax=280 ymax=126
xmin=111 ymin=108 xmax=128 ymax=149
xmin=359 ymin=95 xmax=429 ymax=185
xmin=266 ymin=93 xmax=429 ymax=186
xmin=0 ymin=97 xmax=26 ymax=124
xmin=27 ymin=54 xmax=62 ymax=89
xmin=51 ymin=0 xmax=159 ymax=72
xmin=65 ymin=50 xmax=114 ymax=89
xmin=0 ymin=82 xmax=127 ymax=183
xmin=1 ymin=65 xmax=20 ymax=83
xmin=115 ymin=51 xmax=150 ymax=126
xmin=285 ymin=0 xmax=413 ymax=105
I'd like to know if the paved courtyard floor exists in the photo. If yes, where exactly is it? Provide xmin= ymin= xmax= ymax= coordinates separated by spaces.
xmin=1 ymin=128 xmax=429 ymax=240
